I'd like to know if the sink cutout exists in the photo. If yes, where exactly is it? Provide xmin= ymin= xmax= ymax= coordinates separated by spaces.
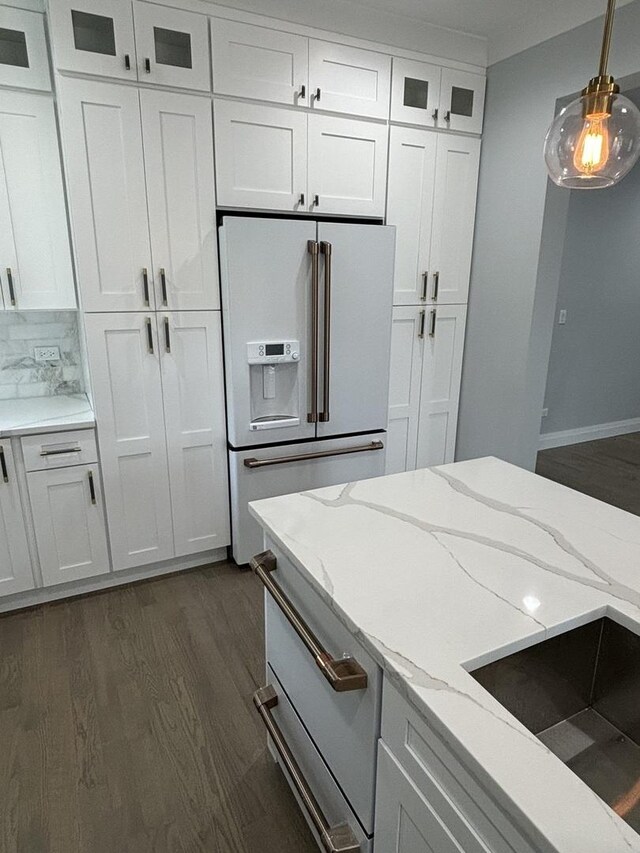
xmin=471 ymin=617 xmax=640 ymax=834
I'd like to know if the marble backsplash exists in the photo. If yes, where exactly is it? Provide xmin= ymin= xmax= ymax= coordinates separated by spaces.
xmin=0 ymin=312 xmax=85 ymax=400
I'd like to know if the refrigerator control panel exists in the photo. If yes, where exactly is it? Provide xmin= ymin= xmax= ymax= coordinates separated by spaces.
xmin=247 ymin=341 xmax=300 ymax=364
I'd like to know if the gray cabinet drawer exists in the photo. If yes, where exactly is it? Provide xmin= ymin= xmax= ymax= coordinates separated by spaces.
xmin=264 ymin=538 xmax=381 ymax=835
xmin=22 ymin=429 xmax=98 ymax=471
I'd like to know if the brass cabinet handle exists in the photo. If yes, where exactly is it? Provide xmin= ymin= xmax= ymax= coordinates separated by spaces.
xmin=6 ymin=268 xmax=16 ymax=306
xmin=299 ymin=84 xmax=306 ymax=99
xmin=420 ymin=271 xmax=429 ymax=301
xmin=144 ymin=57 xmax=151 ymax=73
xmin=145 ymin=317 xmax=154 ymax=354
xmin=124 ymin=53 xmax=131 ymax=70
xmin=432 ymin=108 xmax=439 ymax=120
xmin=250 ymin=550 xmax=368 ymax=692
xmin=164 ymin=316 xmax=171 ymax=353
xmin=298 ymin=192 xmax=305 ymax=206
xmin=142 ymin=267 xmax=150 ymax=306
xmin=40 ymin=447 xmax=82 ymax=456
xmin=418 ymin=310 xmax=426 ymax=338
xmin=444 ymin=110 xmax=451 ymax=122
xmin=319 ymin=241 xmax=332 ymax=423
xmin=160 ymin=267 xmax=168 ymax=306
xmin=307 ymin=240 xmax=319 ymax=424
xmin=253 ymin=684 xmax=361 ymax=853
xmin=88 ymin=470 xmax=97 ymax=505
xmin=0 ymin=446 xmax=8 ymax=483
xmin=313 ymin=194 xmax=320 ymax=207
xmin=432 ymin=271 xmax=440 ymax=301
xmin=314 ymin=87 xmax=321 ymax=101
xmin=244 ymin=440 xmax=384 ymax=469
xmin=429 ymin=308 xmax=437 ymax=337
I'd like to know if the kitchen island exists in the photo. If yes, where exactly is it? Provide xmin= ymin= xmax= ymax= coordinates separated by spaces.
xmin=249 ymin=457 xmax=640 ymax=853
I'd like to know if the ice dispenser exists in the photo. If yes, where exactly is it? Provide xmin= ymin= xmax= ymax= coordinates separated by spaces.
xmin=247 ymin=341 xmax=301 ymax=431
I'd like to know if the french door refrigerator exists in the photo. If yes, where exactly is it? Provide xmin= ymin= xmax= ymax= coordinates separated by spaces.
xmin=220 ymin=216 xmax=395 ymax=564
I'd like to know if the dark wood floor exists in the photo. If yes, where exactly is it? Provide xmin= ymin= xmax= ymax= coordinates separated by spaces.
xmin=0 ymin=562 xmax=316 ymax=853
xmin=536 ymin=432 xmax=640 ymax=516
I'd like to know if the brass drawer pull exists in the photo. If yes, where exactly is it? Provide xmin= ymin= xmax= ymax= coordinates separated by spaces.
xmin=254 ymin=685 xmax=361 ymax=853
xmin=250 ymin=550 xmax=368 ymax=692
xmin=244 ymin=440 xmax=383 ymax=469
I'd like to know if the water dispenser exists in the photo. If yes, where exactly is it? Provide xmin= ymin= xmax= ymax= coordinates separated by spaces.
xmin=247 ymin=341 xmax=301 ymax=431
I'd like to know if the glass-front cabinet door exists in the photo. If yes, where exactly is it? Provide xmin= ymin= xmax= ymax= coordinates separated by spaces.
xmin=439 ymin=68 xmax=486 ymax=135
xmin=391 ymin=58 xmax=441 ymax=128
xmin=0 ymin=7 xmax=50 ymax=91
xmin=133 ymin=2 xmax=210 ymax=91
xmin=48 ymin=0 xmax=136 ymax=80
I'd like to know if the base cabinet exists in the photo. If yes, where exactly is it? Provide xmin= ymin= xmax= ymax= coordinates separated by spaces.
xmin=0 ymin=441 xmax=34 ymax=596
xmin=28 ymin=464 xmax=110 ymax=586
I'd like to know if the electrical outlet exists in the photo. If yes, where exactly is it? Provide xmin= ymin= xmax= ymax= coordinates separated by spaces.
xmin=34 ymin=346 xmax=60 ymax=363
xmin=558 ymin=309 xmax=567 ymax=325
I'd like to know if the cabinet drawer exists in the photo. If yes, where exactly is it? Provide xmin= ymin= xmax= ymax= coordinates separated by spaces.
xmin=263 ymin=540 xmax=381 ymax=834
xmin=22 ymin=429 xmax=98 ymax=471
xmin=261 ymin=665 xmax=372 ymax=852
xmin=381 ymin=681 xmax=539 ymax=853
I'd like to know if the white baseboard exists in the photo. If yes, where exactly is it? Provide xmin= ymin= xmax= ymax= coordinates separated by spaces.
xmin=0 ymin=547 xmax=230 ymax=615
xmin=539 ymin=417 xmax=640 ymax=451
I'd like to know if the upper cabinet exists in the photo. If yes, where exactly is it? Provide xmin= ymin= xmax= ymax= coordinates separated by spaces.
xmin=0 ymin=91 xmax=75 ymax=310
xmin=391 ymin=58 xmax=485 ymax=134
xmin=308 ymin=40 xmax=391 ymax=119
xmin=0 ymin=6 xmax=50 ymax=91
xmin=212 ymin=19 xmax=308 ymax=107
xmin=49 ymin=0 xmax=210 ymax=90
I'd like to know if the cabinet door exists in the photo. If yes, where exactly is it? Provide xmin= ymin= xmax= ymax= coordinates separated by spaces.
xmin=0 ymin=7 xmax=50 ymax=91
xmin=0 ymin=91 xmax=75 ymax=310
xmin=429 ymin=135 xmax=481 ymax=305
xmin=375 ymin=742 xmax=479 ymax=853
xmin=84 ymin=313 xmax=174 ymax=570
xmin=141 ymin=90 xmax=218 ymax=310
xmin=0 ymin=442 xmax=34 ymax=597
xmin=308 ymin=115 xmax=388 ymax=217
xmin=159 ymin=312 xmax=230 ymax=557
xmin=387 ymin=126 xmax=437 ymax=306
xmin=211 ymin=19 xmax=308 ymax=106
xmin=133 ymin=2 xmax=210 ymax=91
xmin=48 ymin=0 xmax=136 ymax=80
xmin=440 ymin=69 xmax=486 ymax=135
xmin=391 ymin=58 xmax=440 ymax=128
xmin=386 ymin=308 xmax=424 ymax=475
xmin=416 ymin=304 xmax=466 ymax=469
xmin=28 ymin=465 xmax=110 ymax=586
xmin=214 ymin=100 xmax=307 ymax=211
xmin=58 ymin=78 xmax=153 ymax=312
xmin=309 ymin=40 xmax=390 ymax=119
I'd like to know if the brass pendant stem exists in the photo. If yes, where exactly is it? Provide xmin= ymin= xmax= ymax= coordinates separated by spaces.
xmin=598 ymin=0 xmax=617 ymax=77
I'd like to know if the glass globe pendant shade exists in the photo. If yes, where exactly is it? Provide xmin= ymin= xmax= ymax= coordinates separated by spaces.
xmin=544 ymin=88 xmax=640 ymax=189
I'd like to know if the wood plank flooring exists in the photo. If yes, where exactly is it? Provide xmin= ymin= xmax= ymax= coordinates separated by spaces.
xmin=536 ymin=432 xmax=640 ymax=516
xmin=0 ymin=562 xmax=317 ymax=853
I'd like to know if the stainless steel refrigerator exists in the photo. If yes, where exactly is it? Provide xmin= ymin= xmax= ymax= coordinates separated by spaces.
xmin=219 ymin=216 xmax=395 ymax=564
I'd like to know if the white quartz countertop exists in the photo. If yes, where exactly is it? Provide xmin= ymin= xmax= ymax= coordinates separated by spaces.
xmin=249 ymin=457 xmax=640 ymax=852
xmin=0 ymin=394 xmax=95 ymax=437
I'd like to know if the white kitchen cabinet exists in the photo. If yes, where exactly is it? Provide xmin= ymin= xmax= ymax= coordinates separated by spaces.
xmin=0 ymin=441 xmax=34 ymax=597
xmin=376 ymin=742 xmax=488 ymax=853
xmin=133 ymin=2 xmax=210 ymax=91
xmin=386 ymin=126 xmax=437 ymax=305
xmin=158 ymin=312 xmax=230 ymax=557
xmin=0 ymin=7 xmax=50 ymax=91
xmin=308 ymin=114 xmax=388 ymax=217
xmin=309 ymin=40 xmax=391 ymax=119
xmin=386 ymin=307 xmax=424 ymax=475
xmin=211 ymin=19 xmax=308 ymax=106
xmin=0 ymin=91 xmax=75 ymax=310
xmin=440 ymin=68 xmax=486 ymax=135
xmin=214 ymin=99 xmax=307 ymax=212
xmin=28 ymin=464 xmax=110 ymax=586
xmin=141 ymin=90 xmax=219 ymax=310
xmin=416 ymin=304 xmax=466 ymax=468
xmin=84 ymin=313 xmax=174 ymax=570
xmin=430 ymin=134 xmax=481 ymax=305
xmin=391 ymin=58 xmax=441 ymax=128
xmin=48 ymin=0 xmax=137 ymax=80
xmin=59 ymin=78 xmax=152 ymax=312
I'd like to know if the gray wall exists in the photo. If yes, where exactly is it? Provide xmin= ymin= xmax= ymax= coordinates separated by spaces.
xmin=542 ymin=108 xmax=640 ymax=436
xmin=456 ymin=0 xmax=640 ymax=469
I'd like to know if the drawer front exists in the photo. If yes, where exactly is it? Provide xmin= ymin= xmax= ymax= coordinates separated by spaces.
xmin=263 ymin=665 xmax=372 ymax=853
xmin=381 ymin=681 xmax=539 ymax=853
xmin=264 ymin=539 xmax=381 ymax=834
xmin=22 ymin=429 xmax=98 ymax=471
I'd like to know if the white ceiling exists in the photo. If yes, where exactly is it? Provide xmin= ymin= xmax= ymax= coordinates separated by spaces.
xmin=358 ymin=0 xmax=637 ymax=64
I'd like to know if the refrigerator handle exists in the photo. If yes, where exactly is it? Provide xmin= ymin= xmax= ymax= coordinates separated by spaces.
xmin=319 ymin=241 xmax=332 ymax=423
xmin=307 ymin=240 xmax=320 ymax=424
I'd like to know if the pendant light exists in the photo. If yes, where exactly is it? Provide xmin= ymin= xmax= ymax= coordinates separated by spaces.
xmin=544 ymin=0 xmax=640 ymax=189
